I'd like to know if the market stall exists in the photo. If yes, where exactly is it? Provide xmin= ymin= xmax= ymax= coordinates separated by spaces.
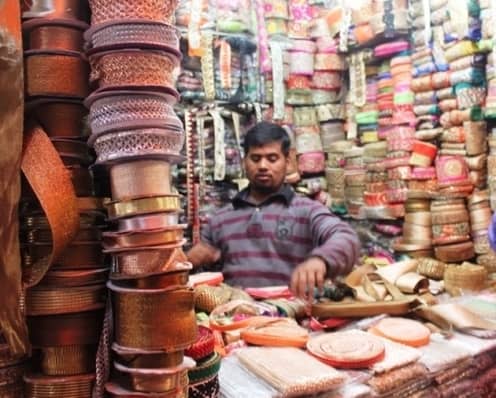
xmin=0 ymin=0 xmax=495 ymax=397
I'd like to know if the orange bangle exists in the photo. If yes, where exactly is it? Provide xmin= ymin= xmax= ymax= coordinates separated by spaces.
xmin=24 ymin=50 xmax=89 ymax=98
xmin=431 ymin=210 xmax=469 ymax=225
xmin=434 ymin=241 xmax=474 ymax=262
xmin=110 ymin=160 xmax=172 ymax=201
xmin=404 ymin=212 xmax=431 ymax=226
xmin=27 ymin=98 xmax=87 ymax=139
xmin=23 ymin=18 xmax=87 ymax=52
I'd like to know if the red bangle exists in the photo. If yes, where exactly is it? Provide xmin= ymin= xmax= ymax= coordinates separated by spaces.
xmin=185 ymin=325 xmax=215 ymax=361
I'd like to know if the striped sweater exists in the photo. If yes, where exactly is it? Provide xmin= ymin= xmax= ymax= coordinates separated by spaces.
xmin=201 ymin=185 xmax=360 ymax=288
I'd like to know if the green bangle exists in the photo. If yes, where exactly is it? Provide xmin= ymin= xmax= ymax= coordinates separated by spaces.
xmin=188 ymin=352 xmax=221 ymax=384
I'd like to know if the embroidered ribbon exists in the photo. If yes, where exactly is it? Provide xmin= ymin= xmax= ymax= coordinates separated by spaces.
xmin=188 ymin=0 xmax=203 ymax=56
xmin=255 ymin=0 xmax=271 ymax=73
xmin=219 ymin=39 xmax=232 ymax=90
xmin=339 ymin=7 xmax=351 ymax=53
xmin=210 ymin=109 xmax=226 ymax=181
xmin=350 ymin=52 xmax=366 ymax=107
xmin=201 ymin=32 xmax=215 ymax=101
xmin=270 ymin=40 xmax=285 ymax=120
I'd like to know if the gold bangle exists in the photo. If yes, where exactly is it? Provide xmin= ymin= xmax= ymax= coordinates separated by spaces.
xmin=114 ymin=359 xmax=192 ymax=393
xmin=468 ymin=190 xmax=490 ymax=207
xmin=434 ymin=241 xmax=475 ymax=263
xmin=109 ymin=283 xmax=197 ymax=351
xmin=24 ymin=373 xmax=94 ymax=398
xmin=470 ymin=207 xmax=492 ymax=226
xmin=110 ymin=160 xmax=171 ymax=201
xmin=103 ymin=227 xmax=185 ymax=249
xmin=402 ymin=224 xmax=432 ymax=240
xmin=416 ymin=257 xmax=446 ymax=280
xmin=404 ymin=212 xmax=432 ymax=226
xmin=105 ymin=195 xmax=180 ymax=220
xmin=112 ymin=343 xmax=184 ymax=369
xmin=39 ymin=345 xmax=96 ymax=376
xmin=26 ymin=285 xmax=106 ymax=316
xmin=431 ymin=210 xmax=469 ymax=225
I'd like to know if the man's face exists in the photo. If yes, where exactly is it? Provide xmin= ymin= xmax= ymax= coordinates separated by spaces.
xmin=244 ymin=141 xmax=289 ymax=193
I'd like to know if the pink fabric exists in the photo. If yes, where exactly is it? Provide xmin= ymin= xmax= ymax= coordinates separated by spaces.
xmin=411 ymin=167 xmax=436 ymax=180
xmin=374 ymin=40 xmax=409 ymax=57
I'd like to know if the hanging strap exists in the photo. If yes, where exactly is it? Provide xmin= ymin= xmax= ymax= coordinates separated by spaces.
xmin=21 ymin=123 xmax=79 ymax=288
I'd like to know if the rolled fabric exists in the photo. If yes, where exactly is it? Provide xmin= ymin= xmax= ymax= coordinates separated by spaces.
xmin=415 ymin=91 xmax=437 ymax=105
xmin=298 ymin=152 xmax=326 ymax=174
xmin=289 ymin=51 xmax=314 ymax=76
xmin=439 ymin=98 xmax=458 ymax=113
xmin=410 ymin=141 xmax=437 ymax=167
xmin=444 ymin=40 xmax=479 ymax=63
xmin=464 ymin=121 xmax=487 ymax=156
xmin=450 ymin=54 xmax=487 ymax=71
xmin=432 ymin=71 xmax=451 ymax=89
xmin=414 ymin=104 xmax=440 ymax=116
xmin=436 ymin=155 xmax=469 ymax=184
xmin=455 ymin=84 xmax=486 ymax=109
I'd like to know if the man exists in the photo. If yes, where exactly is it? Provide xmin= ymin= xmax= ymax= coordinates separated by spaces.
xmin=187 ymin=122 xmax=360 ymax=300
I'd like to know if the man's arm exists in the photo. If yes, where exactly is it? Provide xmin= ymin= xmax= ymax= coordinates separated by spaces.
xmin=307 ymin=207 xmax=360 ymax=277
xmin=291 ymin=205 xmax=360 ymax=299
xmin=186 ymin=218 xmax=221 ymax=268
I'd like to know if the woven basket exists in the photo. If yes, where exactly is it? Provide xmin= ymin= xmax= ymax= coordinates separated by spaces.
xmin=444 ymin=262 xmax=487 ymax=296
xmin=194 ymin=285 xmax=232 ymax=314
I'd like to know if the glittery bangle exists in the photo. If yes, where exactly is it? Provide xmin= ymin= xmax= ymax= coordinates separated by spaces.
xmin=102 ymin=227 xmax=185 ymax=250
xmin=23 ymin=18 xmax=87 ymax=52
xmin=109 ymin=282 xmax=197 ymax=351
xmin=432 ymin=221 xmax=471 ymax=240
xmin=105 ymin=195 xmax=181 ymax=220
xmin=112 ymin=343 xmax=184 ymax=369
xmin=39 ymin=345 xmax=96 ymax=376
xmin=89 ymin=0 xmax=178 ymax=24
xmin=110 ymin=160 xmax=172 ymax=201
xmin=114 ymin=359 xmax=192 ymax=393
xmin=85 ymin=20 xmax=180 ymax=56
xmin=92 ymin=128 xmax=185 ymax=165
xmin=89 ymin=50 xmax=179 ymax=91
xmin=86 ymin=90 xmax=180 ymax=136
xmin=25 ymin=285 xmax=106 ymax=315
xmin=24 ymin=373 xmax=95 ymax=398
xmin=25 ymin=50 xmax=89 ymax=98
xmin=431 ymin=210 xmax=469 ymax=225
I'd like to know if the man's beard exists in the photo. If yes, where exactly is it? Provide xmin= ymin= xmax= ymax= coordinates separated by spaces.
xmin=251 ymin=181 xmax=278 ymax=194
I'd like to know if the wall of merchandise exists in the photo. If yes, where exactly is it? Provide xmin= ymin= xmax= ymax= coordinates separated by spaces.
xmin=175 ymin=0 xmax=496 ymax=280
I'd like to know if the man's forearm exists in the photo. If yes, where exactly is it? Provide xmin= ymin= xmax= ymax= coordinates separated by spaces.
xmin=186 ymin=241 xmax=221 ymax=268
xmin=310 ymin=227 xmax=360 ymax=278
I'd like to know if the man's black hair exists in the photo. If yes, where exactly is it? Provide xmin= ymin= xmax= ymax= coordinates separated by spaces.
xmin=243 ymin=121 xmax=291 ymax=156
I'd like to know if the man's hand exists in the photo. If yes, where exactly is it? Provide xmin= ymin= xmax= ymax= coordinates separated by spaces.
xmin=290 ymin=256 xmax=327 ymax=301
xmin=186 ymin=242 xmax=221 ymax=268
